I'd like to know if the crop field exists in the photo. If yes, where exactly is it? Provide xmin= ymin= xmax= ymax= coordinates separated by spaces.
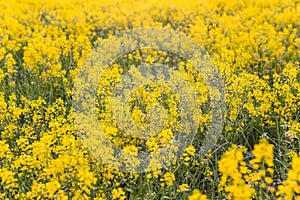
xmin=0 ymin=0 xmax=300 ymax=199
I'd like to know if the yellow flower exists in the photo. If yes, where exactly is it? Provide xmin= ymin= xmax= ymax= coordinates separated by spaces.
xmin=188 ymin=189 xmax=207 ymax=200
xmin=145 ymin=55 xmax=155 ymax=64
xmin=265 ymin=177 xmax=273 ymax=185
xmin=177 ymin=184 xmax=189 ymax=192
xmin=277 ymin=155 xmax=300 ymax=199
xmin=250 ymin=138 xmax=274 ymax=168
xmin=185 ymin=145 xmax=196 ymax=156
xmin=161 ymin=172 xmax=175 ymax=186
xmin=112 ymin=188 xmax=126 ymax=200
xmin=45 ymin=180 xmax=61 ymax=198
